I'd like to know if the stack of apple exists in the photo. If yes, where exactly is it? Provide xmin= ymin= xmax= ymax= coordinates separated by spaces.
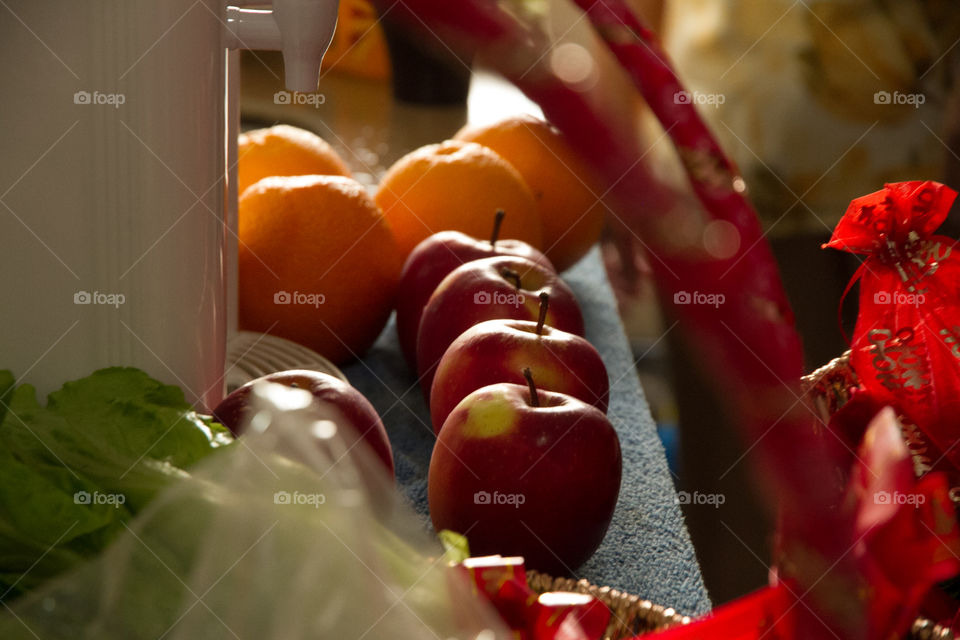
xmin=400 ymin=212 xmax=622 ymax=575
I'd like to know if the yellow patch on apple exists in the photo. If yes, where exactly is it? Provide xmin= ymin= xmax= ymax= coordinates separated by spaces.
xmin=462 ymin=396 xmax=517 ymax=438
xmin=509 ymin=352 xmax=562 ymax=389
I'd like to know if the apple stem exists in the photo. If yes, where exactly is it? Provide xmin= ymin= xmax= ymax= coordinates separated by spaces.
xmin=501 ymin=268 xmax=522 ymax=291
xmin=522 ymin=367 xmax=540 ymax=407
xmin=490 ymin=209 xmax=505 ymax=247
xmin=536 ymin=292 xmax=549 ymax=335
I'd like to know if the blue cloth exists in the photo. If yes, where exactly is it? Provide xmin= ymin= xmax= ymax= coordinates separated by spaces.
xmin=342 ymin=248 xmax=711 ymax=616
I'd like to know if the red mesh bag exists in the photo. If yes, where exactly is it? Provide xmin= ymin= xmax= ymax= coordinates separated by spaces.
xmin=824 ymin=181 xmax=960 ymax=479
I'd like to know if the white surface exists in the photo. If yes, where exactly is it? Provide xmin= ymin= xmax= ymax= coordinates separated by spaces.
xmin=0 ymin=0 xmax=338 ymax=411
xmin=0 ymin=0 xmax=227 ymax=410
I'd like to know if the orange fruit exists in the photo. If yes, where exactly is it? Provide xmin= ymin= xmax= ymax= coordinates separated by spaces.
xmin=455 ymin=115 xmax=606 ymax=271
xmin=238 ymin=174 xmax=401 ymax=364
xmin=237 ymin=125 xmax=351 ymax=196
xmin=375 ymin=140 xmax=542 ymax=262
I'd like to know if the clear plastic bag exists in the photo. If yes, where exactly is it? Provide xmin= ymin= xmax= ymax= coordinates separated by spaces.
xmin=0 ymin=383 xmax=505 ymax=640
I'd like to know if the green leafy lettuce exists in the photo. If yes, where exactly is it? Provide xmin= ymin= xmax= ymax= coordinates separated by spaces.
xmin=0 ymin=367 xmax=232 ymax=601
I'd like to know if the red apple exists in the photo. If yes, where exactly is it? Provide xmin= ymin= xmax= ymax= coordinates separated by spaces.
xmin=428 ymin=372 xmax=621 ymax=575
xmin=430 ymin=293 xmax=609 ymax=433
xmin=396 ymin=211 xmax=554 ymax=368
xmin=417 ymin=255 xmax=584 ymax=398
xmin=212 ymin=369 xmax=394 ymax=478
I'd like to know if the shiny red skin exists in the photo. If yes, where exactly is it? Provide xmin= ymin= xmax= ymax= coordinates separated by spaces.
xmin=212 ymin=370 xmax=394 ymax=478
xmin=430 ymin=319 xmax=609 ymax=433
xmin=416 ymin=256 xmax=584 ymax=400
xmin=428 ymin=383 xmax=621 ymax=575
xmin=396 ymin=231 xmax=554 ymax=369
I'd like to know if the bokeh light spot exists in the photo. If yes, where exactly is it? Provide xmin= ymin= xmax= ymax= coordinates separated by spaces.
xmin=703 ymin=220 xmax=740 ymax=259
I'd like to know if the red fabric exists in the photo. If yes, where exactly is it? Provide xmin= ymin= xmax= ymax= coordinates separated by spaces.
xmin=782 ymin=408 xmax=960 ymax=639
xmin=636 ymin=584 xmax=793 ymax=639
xmin=844 ymin=408 xmax=960 ymax=637
xmin=457 ymin=555 xmax=611 ymax=639
xmin=858 ymin=473 xmax=960 ymax=634
xmin=658 ymin=408 xmax=960 ymax=640
xmin=825 ymin=181 xmax=960 ymax=475
xmin=532 ymin=592 xmax=611 ymax=640
xmin=460 ymin=556 xmax=532 ymax=630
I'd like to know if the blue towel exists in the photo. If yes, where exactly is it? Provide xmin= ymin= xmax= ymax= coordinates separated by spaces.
xmin=342 ymin=248 xmax=711 ymax=616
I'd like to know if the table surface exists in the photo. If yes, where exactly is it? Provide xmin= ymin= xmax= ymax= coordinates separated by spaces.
xmin=242 ymin=55 xmax=711 ymax=616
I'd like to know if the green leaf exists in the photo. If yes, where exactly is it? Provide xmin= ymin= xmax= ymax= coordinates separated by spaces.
xmin=438 ymin=530 xmax=471 ymax=564
xmin=0 ymin=367 xmax=232 ymax=602
xmin=45 ymin=367 xmax=225 ymax=469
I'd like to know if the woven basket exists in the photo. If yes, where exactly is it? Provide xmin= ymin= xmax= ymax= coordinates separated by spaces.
xmin=522 ymin=352 xmax=954 ymax=639
xmin=526 ymin=570 xmax=691 ymax=638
